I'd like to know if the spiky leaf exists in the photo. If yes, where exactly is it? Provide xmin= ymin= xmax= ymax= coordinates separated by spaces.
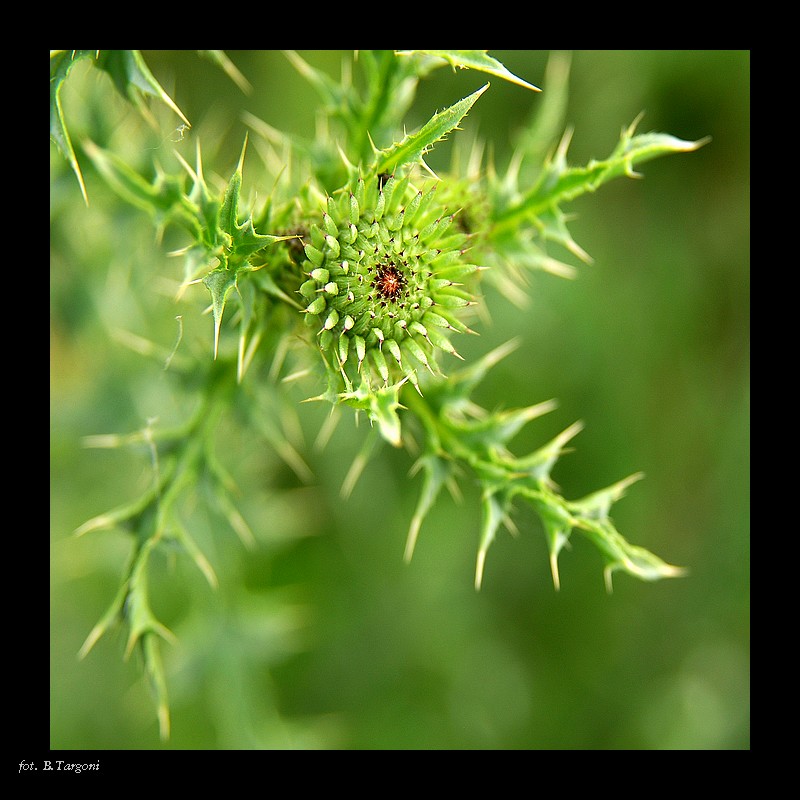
xmin=375 ymin=84 xmax=489 ymax=174
xmin=397 ymin=50 xmax=540 ymax=92
xmin=493 ymin=118 xmax=709 ymax=233
xmin=51 ymin=50 xmax=190 ymax=204
xmin=93 ymin=50 xmax=189 ymax=127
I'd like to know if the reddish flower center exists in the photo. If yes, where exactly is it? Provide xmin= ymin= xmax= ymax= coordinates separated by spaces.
xmin=373 ymin=264 xmax=405 ymax=301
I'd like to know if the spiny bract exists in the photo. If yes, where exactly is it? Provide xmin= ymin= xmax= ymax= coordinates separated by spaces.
xmin=299 ymin=171 xmax=480 ymax=395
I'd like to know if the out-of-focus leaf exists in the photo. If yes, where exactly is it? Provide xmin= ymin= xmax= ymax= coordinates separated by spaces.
xmin=94 ymin=50 xmax=190 ymax=128
xmin=50 ymin=50 xmax=97 ymax=204
xmin=198 ymin=49 xmax=252 ymax=94
xmin=51 ymin=50 xmax=191 ymax=204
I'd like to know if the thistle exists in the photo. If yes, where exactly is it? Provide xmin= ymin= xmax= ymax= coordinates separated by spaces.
xmin=52 ymin=50 xmax=705 ymax=741
xmin=300 ymin=172 xmax=477 ymax=406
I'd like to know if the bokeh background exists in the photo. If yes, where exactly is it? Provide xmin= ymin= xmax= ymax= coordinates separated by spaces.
xmin=50 ymin=50 xmax=749 ymax=750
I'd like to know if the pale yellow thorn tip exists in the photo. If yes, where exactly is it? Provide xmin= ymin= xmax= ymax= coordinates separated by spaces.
xmin=237 ymin=133 xmax=249 ymax=172
xmin=213 ymin=317 xmax=221 ymax=360
xmin=475 ymin=550 xmax=486 ymax=591
xmin=604 ymin=566 xmax=614 ymax=595
xmin=664 ymin=564 xmax=690 ymax=578
xmin=404 ymin=518 xmax=421 ymax=564
xmin=74 ymin=514 xmax=113 ymax=537
xmin=76 ymin=168 xmax=89 ymax=207
xmin=550 ymin=552 xmax=561 ymax=591
xmin=158 ymin=705 xmax=171 ymax=741
xmin=77 ymin=624 xmax=104 ymax=660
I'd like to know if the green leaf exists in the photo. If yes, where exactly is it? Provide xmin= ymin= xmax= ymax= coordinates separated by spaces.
xmin=94 ymin=50 xmax=190 ymax=128
xmin=83 ymin=141 xmax=190 ymax=224
xmin=514 ymin=51 xmax=571 ymax=164
xmin=169 ymin=521 xmax=218 ymax=589
xmin=374 ymin=84 xmax=489 ymax=175
xmin=397 ymin=50 xmax=540 ymax=92
xmin=338 ymin=382 xmax=406 ymax=448
xmin=577 ymin=517 xmax=687 ymax=591
xmin=77 ymin=578 xmax=129 ymax=660
xmin=140 ymin=633 xmax=172 ymax=741
xmin=569 ymin=473 xmax=645 ymax=522
xmin=437 ymin=338 xmax=522 ymax=408
xmin=409 ymin=339 xmax=687 ymax=591
xmin=510 ymin=421 xmax=585 ymax=484
xmin=449 ymin=400 xmax=558 ymax=455
xmin=218 ymin=140 xmax=247 ymax=239
xmin=198 ymin=50 xmax=252 ymax=94
xmin=173 ymin=145 xmax=221 ymax=248
xmin=284 ymin=49 xmax=347 ymax=109
xmin=220 ymin=138 xmax=299 ymax=257
xmin=51 ymin=51 xmax=191 ymax=204
xmin=124 ymin=541 xmax=177 ymax=659
xmin=77 ymin=536 xmax=175 ymax=739
xmin=493 ymin=118 xmax=708 ymax=233
xmin=405 ymin=453 xmax=453 ymax=563
xmin=50 ymin=50 xmax=97 ymax=204
xmin=475 ymin=490 xmax=509 ymax=590
xmin=203 ymin=269 xmax=239 ymax=359
xmin=87 ymin=137 xmax=297 ymax=355
xmin=533 ymin=495 xmax=576 ymax=590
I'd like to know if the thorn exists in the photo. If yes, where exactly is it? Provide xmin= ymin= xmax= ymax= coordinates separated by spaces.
xmin=475 ymin=550 xmax=486 ymax=591
xmin=404 ymin=517 xmax=421 ymax=563
xmin=550 ymin=552 xmax=561 ymax=591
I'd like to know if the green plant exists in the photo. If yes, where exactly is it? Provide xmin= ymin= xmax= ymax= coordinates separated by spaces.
xmin=51 ymin=49 xmax=705 ymax=741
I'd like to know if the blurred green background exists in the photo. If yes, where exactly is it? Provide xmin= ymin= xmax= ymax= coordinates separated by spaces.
xmin=50 ymin=50 xmax=749 ymax=750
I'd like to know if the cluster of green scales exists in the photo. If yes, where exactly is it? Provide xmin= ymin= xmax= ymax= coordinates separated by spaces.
xmin=298 ymin=172 xmax=475 ymax=399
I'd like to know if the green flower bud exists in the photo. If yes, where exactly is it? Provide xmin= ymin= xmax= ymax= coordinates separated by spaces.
xmin=299 ymin=171 xmax=479 ymax=392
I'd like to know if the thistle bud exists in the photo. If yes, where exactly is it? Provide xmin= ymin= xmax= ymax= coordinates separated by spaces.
xmin=299 ymin=173 xmax=479 ymax=395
